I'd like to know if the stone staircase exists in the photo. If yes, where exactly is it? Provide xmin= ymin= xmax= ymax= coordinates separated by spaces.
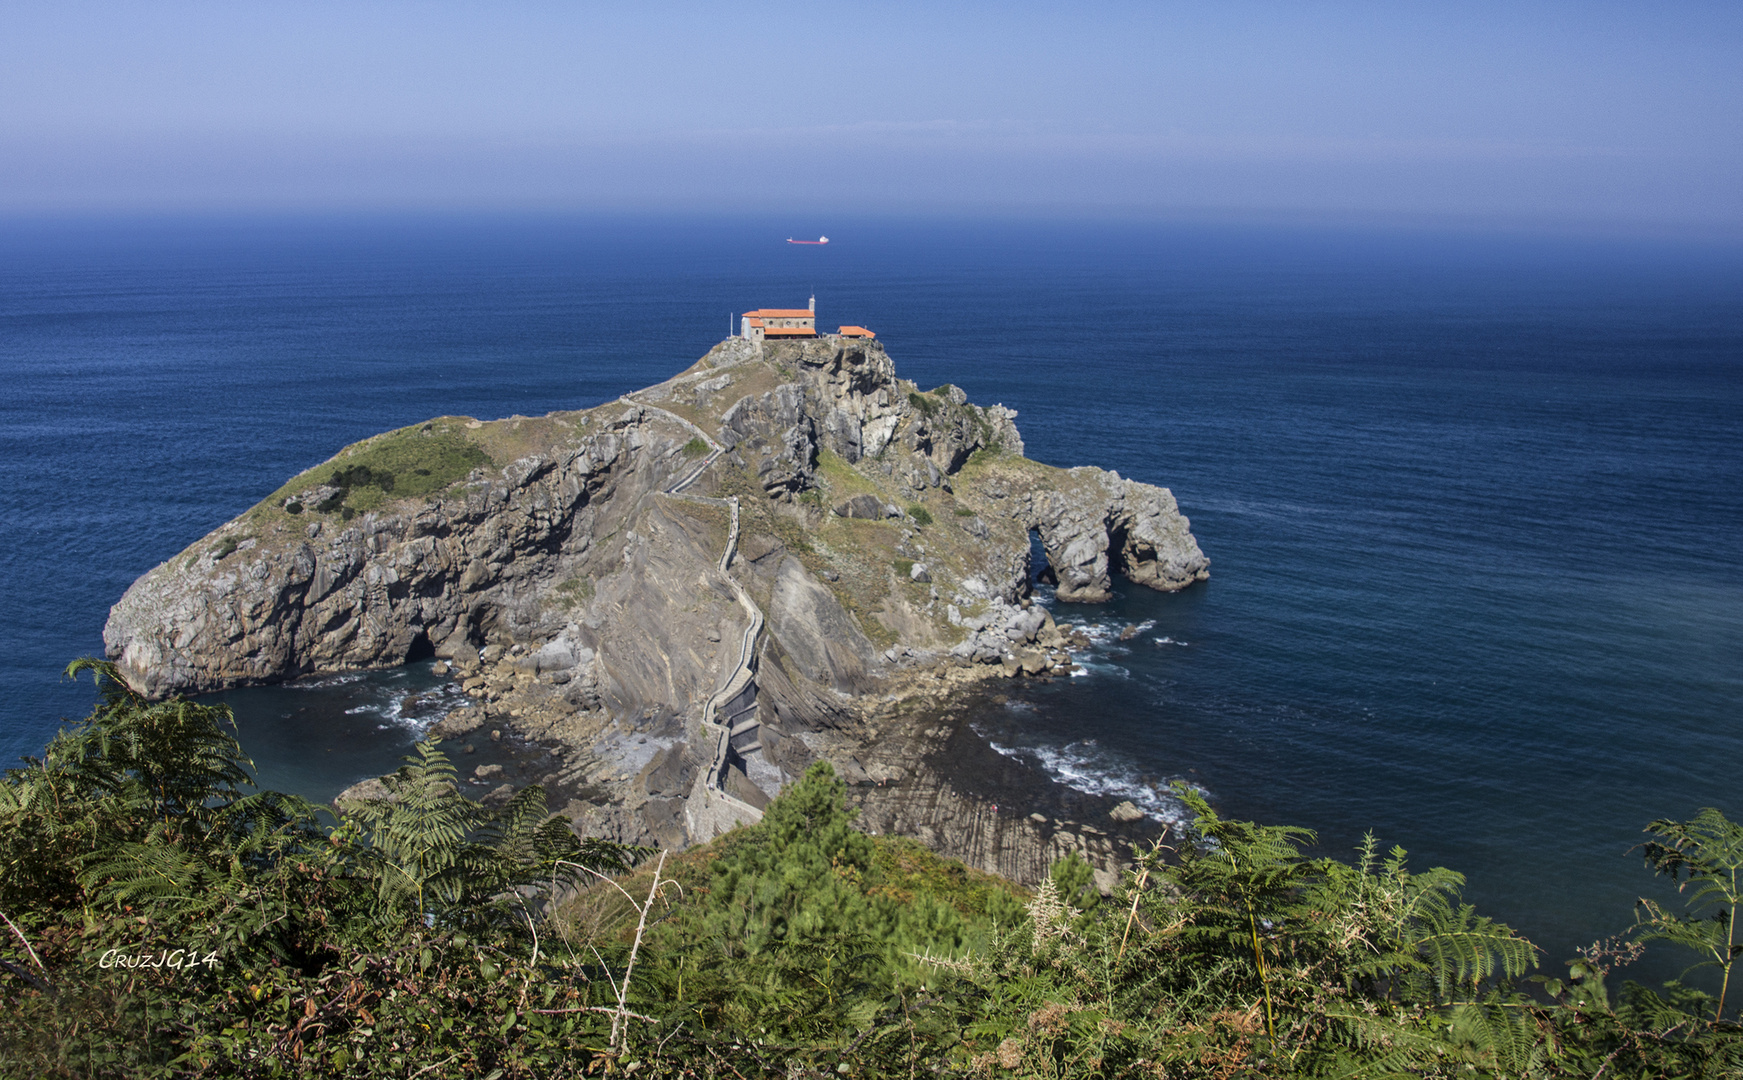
xmin=627 ymin=396 xmax=770 ymax=839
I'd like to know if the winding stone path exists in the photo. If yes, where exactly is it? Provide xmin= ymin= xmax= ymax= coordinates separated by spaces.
xmin=626 ymin=394 xmax=769 ymax=838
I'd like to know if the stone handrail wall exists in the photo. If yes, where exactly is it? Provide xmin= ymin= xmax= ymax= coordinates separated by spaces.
xmin=700 ymin=519 xmax=760 ymax=781
xmin=681 ymin=512 xmax=766 ymax=835
xmin=668 ymin=447 xmax=722 ymax=494
xmin=642 ymin=410 xmax=766 ymax=837
xmin=716 ymin=493 xmax=739 ymax=573
xmin=625 ymin=394 xmax=727 ymax=496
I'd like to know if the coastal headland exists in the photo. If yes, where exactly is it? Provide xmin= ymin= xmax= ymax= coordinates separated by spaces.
xmin=104 ymin=335 xmax=1208 ymax=884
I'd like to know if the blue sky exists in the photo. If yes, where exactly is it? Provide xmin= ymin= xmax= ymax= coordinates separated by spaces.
xmin=3 ymin=1 xmax=1739 ymax=233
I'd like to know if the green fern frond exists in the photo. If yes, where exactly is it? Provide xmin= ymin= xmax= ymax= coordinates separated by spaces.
xmin=1414 ymin=906 xmax=1539 ymax=994
xmin=1446 ymin=994 xmax=1549 ymax=1074
xmin=1312 ymin=1046 xmax=1437 ymax=1080
xmin=80 ymin=835 xmax=215 ymax=908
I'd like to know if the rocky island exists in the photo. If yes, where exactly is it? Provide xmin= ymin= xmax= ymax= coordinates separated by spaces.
xmin=105 ymin=335 xmax=1207 ymax=885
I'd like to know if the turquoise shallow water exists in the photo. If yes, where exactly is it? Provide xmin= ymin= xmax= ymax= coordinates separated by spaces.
xmin=1 ymin=215 xmax=1739 ymax=983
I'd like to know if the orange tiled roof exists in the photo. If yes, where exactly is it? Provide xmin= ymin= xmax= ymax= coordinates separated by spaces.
xmin=743 ymin=308 xmax=815 ymax=318
xmin=762 ymin=327 xmax=817 ymax=337
xmin=837 ymin=326 xmax=875 ymax=338
xmin=745 ymin=317 xmax=765 ymax=327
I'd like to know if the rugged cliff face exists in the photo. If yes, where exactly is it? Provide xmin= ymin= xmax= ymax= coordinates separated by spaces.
xmin=105 ymin=336 xmax=1208 ymax=864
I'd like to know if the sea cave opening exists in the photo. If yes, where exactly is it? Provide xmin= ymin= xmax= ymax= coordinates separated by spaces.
xmin=1026 ymin=527 xmax=1057 ymax=594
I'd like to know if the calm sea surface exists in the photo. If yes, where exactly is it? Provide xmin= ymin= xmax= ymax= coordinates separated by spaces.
xmin=2 ymin=215 xmax=1739 ymax=978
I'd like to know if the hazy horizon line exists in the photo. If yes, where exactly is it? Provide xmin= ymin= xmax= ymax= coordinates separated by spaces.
xmin=2 ymin=204 xmax=1740 ymax=250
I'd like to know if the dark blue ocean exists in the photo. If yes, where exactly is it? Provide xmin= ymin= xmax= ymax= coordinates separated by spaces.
xmin=2 ymin=215 xmax=1739 ymax=980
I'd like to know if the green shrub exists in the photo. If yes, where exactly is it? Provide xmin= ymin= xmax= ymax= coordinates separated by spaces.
xmin=641 ymin=764 xmax=1015 ymax=1042
xmin=0 ymin=660 xmax=637 ymax=1078
xmin=1047 ymin=849 xmax=1102 ymax=913
xmin=7 ymin=661 xmax=1741 ymax=1078
xmin=681 ymin=436 xmax=710 ymax=459
xmin=907 ymin=505 xmax=933 ymax=527
xmin=906 ymin=391 xmax=938 ymax=417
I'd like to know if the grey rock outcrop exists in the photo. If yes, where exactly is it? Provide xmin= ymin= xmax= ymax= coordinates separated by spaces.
xmin=105 ymin=408 xmax=668 ymax=699
xmin=834 ymin=494 xmax=896 ymax=519
xmin=104 ymin=334 xmax=1207 ymax=863
xmin=1022 ymin=470 xmax=1209 ymax=602
xmin=332 ymin=777 xmax=393 ymax=809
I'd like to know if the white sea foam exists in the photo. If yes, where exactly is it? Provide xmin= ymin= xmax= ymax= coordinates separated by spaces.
xmin=287 ymin=672 xmax=368 ymax=690
xmin=1153 ymin=636 xmax=1190 ymax=647
xmin=1048 ymin=616 xmax=1144 ymax=678
xmin=382 ymin=682 xmax=473 ymax=734
xmin=1061 ymin=618 xmax=1154 ymax=649
xmin=1073 ymin=660 xmax=1131 ymax=679
xmin=334 ymin=680 xmax=473 ymax=735
xmin=979 ymin=729 xmax=1197 ymax=827
xmin=1065 ymin=620 xmax=1116 ymax=646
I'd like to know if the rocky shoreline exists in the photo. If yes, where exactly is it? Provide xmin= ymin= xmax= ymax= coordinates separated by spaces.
xmin=112 ymin=335 xmax=1206 ymax=887
xmin=336 ymin=657 xmax=1167 ymax=891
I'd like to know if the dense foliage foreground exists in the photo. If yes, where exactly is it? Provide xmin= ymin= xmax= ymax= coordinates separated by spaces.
xmin=1 ymin=662 xmax=1739 ymax=1078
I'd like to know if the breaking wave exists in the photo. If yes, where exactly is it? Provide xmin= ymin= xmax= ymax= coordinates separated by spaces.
xmin=1046 ymin=614 xmax=1162 ymax=678
xmin=328 ymin=678 xmax=472 ymax=734
xmin=978 ymin=728 xmax=1199 ymax=827
xmin=286 ymin=672 xmax=368 ymax=690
